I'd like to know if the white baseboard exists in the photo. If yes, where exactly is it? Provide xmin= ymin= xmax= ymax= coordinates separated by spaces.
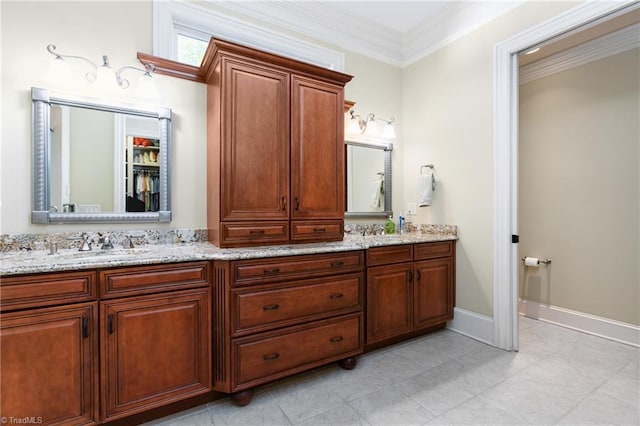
xmin=519 ymin=298 xmax=640 ymax=348
xmin=447 ymin=307 xmax=494 ymax=346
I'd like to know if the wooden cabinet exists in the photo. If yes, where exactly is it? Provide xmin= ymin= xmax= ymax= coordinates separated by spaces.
xmin=290 ymin=76 xmax=345 ymax=221
xmin=1 ymin=262 xmax=211 ymax=425
xmin=98 ymin=262 xmax=211 ymax=422
xmin=213 ymin=251 xmax=365 ymax=404
xmin=414 ymin=257 xmax=454 ymax=330
xmin=1 ymin=271 xmax=98 ymax=426
xmin=367 ymin=262 xmax=413 ymax=343
xmin=204 ymin=39 xmax=352 ymax=247
xmin=366 ymin=241 xmax=455 ymax=346
xmin=100 ymin=288 xmax=211 ymax=421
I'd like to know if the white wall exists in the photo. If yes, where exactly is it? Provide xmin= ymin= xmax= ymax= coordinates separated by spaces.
xmin=401 ymin=1 xmax=578 ymax=316
xmin=0 ymin=1 xmax=401 ymax=235
xmin=1 ymin=1 xmax=205 ymax=234
xmin=519 ymin=49 xmax=640 ymax=325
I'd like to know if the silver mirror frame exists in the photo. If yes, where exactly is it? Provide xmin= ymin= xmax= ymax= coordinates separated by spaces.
xmin=31 ymin=87 xmax=172 ymax=224
xmin=344 ymin=137 xmax=393 ymax=219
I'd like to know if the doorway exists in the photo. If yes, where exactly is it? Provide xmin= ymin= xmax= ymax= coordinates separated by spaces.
xmin=493 ymin=0 xmax=638 ymax=351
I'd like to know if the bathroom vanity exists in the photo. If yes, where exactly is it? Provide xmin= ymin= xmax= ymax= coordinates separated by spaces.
xmin=0 ymin=232 xmax=456 ymax=424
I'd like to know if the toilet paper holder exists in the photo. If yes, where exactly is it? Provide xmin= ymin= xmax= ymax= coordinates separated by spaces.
xmin=521 ymin=257 xmax=552 ymax=265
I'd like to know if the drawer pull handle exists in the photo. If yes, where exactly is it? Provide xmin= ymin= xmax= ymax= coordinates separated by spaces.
xmin=313 ymin=228 xmax=326 ymax=233
xmin=263 ymin=268 xmax=280 ymax=275
xmin=407 ymin=270 xmax=413 ymax=283
xmin=249 ymin=230 xmax=265 ymax=235
xmin=262 ymin=304 xmax=280 ymax=311
xmin=330 ymin=261 xmax=344 ymax=268
xmin=263 ymin=352 xmax=280 ymax=361
xmin=330 ymin=336 xmax=344 ymax=343
xmin=281 ymin=197 xmax=286 ymax=211
xmin=329 ymin=293 xmax=344 ymax=299
xmin=416 ymin=270 xmax=422 ymax=281
xmin=295 ymin=197 xmax=300 ymax=211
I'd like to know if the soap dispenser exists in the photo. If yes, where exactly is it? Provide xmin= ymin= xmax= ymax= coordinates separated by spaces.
xmin=398 ymin=212 xmax=404 ymax=234
xmin=384 ymin=215 xmax=395 ymax=235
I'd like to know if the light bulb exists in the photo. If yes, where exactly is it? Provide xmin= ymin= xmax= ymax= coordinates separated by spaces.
xmin=346 ymin=117 xmax=361 ymax=135
xmin=93 ymin=56 xmax=119 ymax=94
xmin=382 ymin=123 xmax=396 ymax=139
xmin=364 ymin=120 xmax=378 ymax=137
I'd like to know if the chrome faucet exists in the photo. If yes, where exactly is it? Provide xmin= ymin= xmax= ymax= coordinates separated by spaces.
xmin=99 ymin=233 xmax=114 ymax=250
xmin=71 ymin=233 xmax=91 ymax=251
xmin=122 ymin=235 xmax=135 ymax=249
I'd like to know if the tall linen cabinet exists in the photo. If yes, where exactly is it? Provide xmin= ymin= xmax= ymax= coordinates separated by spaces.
xmin=202 ymin=40 xmax=353 ymax=247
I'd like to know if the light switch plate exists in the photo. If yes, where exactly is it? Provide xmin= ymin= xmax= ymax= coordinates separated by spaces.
xmin=407 ymin=202 xmax=417 ymax=215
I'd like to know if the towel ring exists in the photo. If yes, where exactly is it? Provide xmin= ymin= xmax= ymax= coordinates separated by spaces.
xmin=420 ymin=164 xmax=434 ymax=175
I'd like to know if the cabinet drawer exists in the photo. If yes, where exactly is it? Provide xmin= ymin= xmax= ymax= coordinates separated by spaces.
xmin=0 ymin=270 xmax=96 ymax=311
xmin=366 ymin=244 xmax=414 ymax=266
xmin=221 ymin=222 xmax=289 ymax=247
xmin=291 ymin=220 xmax=343 ymax=242
xmin=232 ymin=251 xmax=364 ymax=286
xmin=233 ymin=314 xmax=362 ymax=388
xmin=233 ymin=273 xmax=363 ymax=335
xmin=99 ymin=261 xmax=210 ymax=298
xmin=414 ymin=241 xmax=454 ymax=260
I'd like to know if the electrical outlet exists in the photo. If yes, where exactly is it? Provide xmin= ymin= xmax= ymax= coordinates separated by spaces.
xmin=407 ymin=202 xmax=417 ymax=215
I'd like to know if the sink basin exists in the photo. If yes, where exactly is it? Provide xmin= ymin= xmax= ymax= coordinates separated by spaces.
xmin=50 ymin=247 xmax=152 ymax=259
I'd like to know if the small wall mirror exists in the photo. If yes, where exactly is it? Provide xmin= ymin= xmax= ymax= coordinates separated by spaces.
xmin=31 ymin=87 xmax=172 ymax=224
xmin=345 ymin=138 xmax=393 ymax=218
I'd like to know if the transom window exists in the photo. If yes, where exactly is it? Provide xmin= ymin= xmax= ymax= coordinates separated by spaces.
xmin=154 ymin=0 xmax=344 ymax=72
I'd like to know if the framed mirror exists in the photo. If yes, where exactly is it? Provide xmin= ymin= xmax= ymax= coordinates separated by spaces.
xmin=31 ymin=87 xmax=172 ymax=224
xmin=345 ymin=138 xmax=393 ymax=219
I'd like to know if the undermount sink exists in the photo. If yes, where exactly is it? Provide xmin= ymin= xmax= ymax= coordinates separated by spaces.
xmin=51 ymin=247 xmax=152 ymax=259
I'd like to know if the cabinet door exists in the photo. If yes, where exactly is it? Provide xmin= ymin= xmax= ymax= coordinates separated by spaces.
xmin=366 ymin=263 xmax=413 ymax=344
xmin=414 ymin=258 xmax=454 ymax=330
xmin=1 ymin=303 xmax=98 ymax=426
xmin=101 ymin=288 xmax=211 ymax=421
xmin=221 ymin=60 xmax=290 ymax=221
xmin=290 ymin=76 xmax=345 ymax=220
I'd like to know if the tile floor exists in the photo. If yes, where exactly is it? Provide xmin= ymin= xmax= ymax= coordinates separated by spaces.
xmin=145 ymin=316 xmax=639 ymax=425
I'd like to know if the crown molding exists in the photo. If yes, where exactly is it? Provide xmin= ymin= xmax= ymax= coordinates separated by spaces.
xmin=402 ymin=1 xmax=524 ymax=66
xmin=519 ymin=23 xmax=640 ymax=85
xmin=211 ymin=1 xmax=405 ymax=66
xmin=208 ymin=1 xmax=524 ymax=68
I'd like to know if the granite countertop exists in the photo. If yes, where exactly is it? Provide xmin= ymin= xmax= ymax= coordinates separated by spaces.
xmin=0 ymin=231 xmax=457 ymax=276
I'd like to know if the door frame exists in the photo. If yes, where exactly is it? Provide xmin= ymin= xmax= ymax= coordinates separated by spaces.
xmin=492 ymin=0 xmax=636 ymax=351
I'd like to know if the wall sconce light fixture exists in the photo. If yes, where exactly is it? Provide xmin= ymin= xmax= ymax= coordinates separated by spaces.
xmin=347 ymin=110 xmax=396 ymax=140
xmin=46 ymin=44 xmax=159 ymax=99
